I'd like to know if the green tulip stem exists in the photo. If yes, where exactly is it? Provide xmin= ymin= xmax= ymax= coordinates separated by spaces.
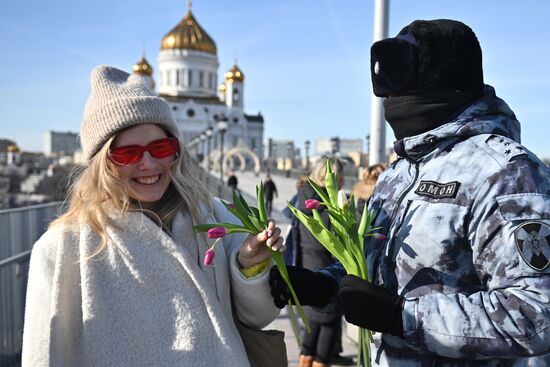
xmin=287 ymin=300 xmax=302 ymax=347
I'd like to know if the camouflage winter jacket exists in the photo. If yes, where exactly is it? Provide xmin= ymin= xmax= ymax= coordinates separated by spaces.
xmin=322 ymin=86 xmax=550 ymax=366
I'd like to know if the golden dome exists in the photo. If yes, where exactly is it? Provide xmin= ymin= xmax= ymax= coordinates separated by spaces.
xmin=160 ymin=8 xmax=217 ymax=54
xmin=218 ymin=84 xmax=226 ymax=92
xmin=7 ymin=144 xmax=20 ymax=153
xmin=133 ymin=55 xmax=153 ymax=76
xmin=224 ymin=64 xmax=244 ymax=82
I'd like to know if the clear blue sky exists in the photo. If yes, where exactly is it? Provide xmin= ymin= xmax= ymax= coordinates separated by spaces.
xmin=1 ymin=0 xmax=549 ymax=158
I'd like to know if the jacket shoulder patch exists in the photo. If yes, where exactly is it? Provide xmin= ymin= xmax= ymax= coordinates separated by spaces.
xmin=415 ymin=180 xmax=460 ymax=199
xmin=485 ymin=135 xmax=527 ymax=161
xmin=514 ymin=221 xmax=550 ymax=271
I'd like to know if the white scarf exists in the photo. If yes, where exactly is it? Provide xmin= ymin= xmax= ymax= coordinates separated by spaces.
xmin=22 ymin=208 xmax=251 ymax=367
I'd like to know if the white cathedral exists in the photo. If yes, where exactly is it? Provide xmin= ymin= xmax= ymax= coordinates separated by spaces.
xmin=132 ymin=3 xmax=264 ymax=167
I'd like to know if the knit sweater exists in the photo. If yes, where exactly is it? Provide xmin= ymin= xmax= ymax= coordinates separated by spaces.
xmin=21 ymin=199 xmax=279 ymax=367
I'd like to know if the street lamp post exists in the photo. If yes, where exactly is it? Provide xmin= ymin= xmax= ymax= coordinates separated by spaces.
xmin=187 ymin=138 xmax=195 ymax=156
xmin=286 ymin=142 xmax=293 ymax=177
xmin=217 ymin=118 xmax=228 ymax=195
xmin=330 ymin=137 xmax=339 ymax=155
xmin=205 ymin=127 xmax=213 ymax=186
xmin=263 ymin=142 xmax=268 ymax=173
xmin=272 ymin=143 xmax=278 ymax=173
xmin=304 ymin=140 xmax=310 ymax=173
xmin=199 ymin=133 xmax=206 ymax=163
xmin=198 ymin=133 xmax=206 ymax=183
xmin=369 ymin=0 xmax=389 ymax=165
xmin=196 ymin=138 xmax=202 ymax=160
xmin=205 ymin=126 xmax=213 ymax=174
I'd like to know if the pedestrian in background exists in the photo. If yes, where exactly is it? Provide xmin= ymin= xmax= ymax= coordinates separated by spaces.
xmin=227 ymin=171 xmax=239 ymax=192
xmin=282 ymin=175 xmax=308 ymax=267
xmin=352 ymin=163 xmax=387 ymax=216
xmin=271 ymin=19 xmax=550 ymax=365
xmin=22 ymin=65 xmax=284 ymax=367
xmin=292 ymin=157 xmax=351 ymax=367
xmin=263 ymin=174 xmax=278 ymax=216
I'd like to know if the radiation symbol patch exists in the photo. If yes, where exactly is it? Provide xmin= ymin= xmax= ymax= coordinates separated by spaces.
xmin=514 ymin=221 xmax=550 ymax=271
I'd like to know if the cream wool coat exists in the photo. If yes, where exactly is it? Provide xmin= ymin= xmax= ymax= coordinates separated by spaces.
xmin=22 ymin=199 xmax=279 ymax=367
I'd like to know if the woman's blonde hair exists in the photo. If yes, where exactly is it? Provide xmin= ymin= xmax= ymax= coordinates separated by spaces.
xmin=295 ymin=175 xmax=308 ymax=191
xmin=50 ymin=132 xmax=211 ymax=257
xmin=353 ymin=163 xmax=387 ymax=200
xmin=309 ymin=156 xmax=344 ymax=188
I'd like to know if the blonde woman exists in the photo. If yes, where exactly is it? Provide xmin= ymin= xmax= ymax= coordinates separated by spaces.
xmin=22 ymin=66 xmax=284 ymax=367
xmin=352 ymin=163 xmax=387 ymax=216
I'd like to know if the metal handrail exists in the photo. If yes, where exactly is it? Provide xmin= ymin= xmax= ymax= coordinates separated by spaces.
xmin=0 ymin=201 xmax=63 ymax=214
xmin=0 ymin=251 xmax=32 ymax=268
xmin=1 ymin=201 xmax=62 ymax=367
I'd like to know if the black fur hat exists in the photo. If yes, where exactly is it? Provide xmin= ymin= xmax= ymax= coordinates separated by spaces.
xmin=371 ymin=19 xmax=483 ymax=97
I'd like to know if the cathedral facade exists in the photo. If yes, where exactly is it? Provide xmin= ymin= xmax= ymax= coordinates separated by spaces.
xmin=132 ymin=4 xmax=264 ymax=164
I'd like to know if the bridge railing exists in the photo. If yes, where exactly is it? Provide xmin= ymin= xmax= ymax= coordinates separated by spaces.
xmin=0 ymin=202 xmax=63 ymax=367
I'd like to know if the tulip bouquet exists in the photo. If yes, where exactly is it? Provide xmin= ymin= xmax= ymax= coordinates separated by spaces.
xmin=193 ymin=184 xmax=310 ymax=345
xmin=287 ymin=160 xmax=385 ymax=367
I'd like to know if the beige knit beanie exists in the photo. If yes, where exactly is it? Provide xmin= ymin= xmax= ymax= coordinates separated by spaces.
xmin=80 ymin=65 xmax=179 ymax=160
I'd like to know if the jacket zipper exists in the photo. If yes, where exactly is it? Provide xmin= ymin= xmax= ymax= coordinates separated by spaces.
xmin=372 ymin=162 xmax=420 ymax=283
xmin=386 ymin=199 xmax=413 ymax=270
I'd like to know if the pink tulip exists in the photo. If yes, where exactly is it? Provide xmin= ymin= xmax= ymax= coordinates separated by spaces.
xmin=305 ymin=199 xmax=320 ymax=210
xmin=203 ymin=248 xmax=215 ymax=266
xmin=372 ymin=232 xmax=387 ymax=241
xmin=207 ymin=226 xmax=227 ymax=239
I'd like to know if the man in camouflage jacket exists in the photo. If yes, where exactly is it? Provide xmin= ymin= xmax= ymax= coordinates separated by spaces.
xmin=270 ymin=19 xmax=550 ymax=366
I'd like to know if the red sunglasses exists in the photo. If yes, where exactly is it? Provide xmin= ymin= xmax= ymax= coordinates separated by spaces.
xmin=108 ymin=137 xmax=180 ymax=166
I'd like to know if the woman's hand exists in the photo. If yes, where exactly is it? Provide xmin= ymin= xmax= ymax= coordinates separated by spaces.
xmin=237 ymin=220 xmax=285 ymax=268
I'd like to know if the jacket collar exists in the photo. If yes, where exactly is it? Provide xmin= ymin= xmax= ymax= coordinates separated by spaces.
xmin=393 ymin=85 xmax=521 ymax=161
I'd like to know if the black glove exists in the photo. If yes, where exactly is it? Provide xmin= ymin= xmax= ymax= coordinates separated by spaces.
xmin=340 ymin=275 xmax=404 ymax=337
xmin=269 ymin=266 xmax=337 ymax=309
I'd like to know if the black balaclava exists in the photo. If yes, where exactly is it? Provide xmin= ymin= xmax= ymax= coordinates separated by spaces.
xmin=370 ymin=19 xmax=484 ymax=140
xmin=383 ymin=89 xmax=482 ymax=140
